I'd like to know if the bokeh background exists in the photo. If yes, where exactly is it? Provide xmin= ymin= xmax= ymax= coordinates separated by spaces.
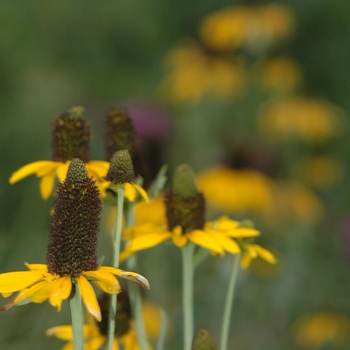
xmin=1 ymin=0 xmax=350 ymax=349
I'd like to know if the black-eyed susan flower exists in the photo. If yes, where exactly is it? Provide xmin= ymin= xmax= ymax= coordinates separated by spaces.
xmin=9 ymin=106 xmax=109 ymax=200
xmin=0 ymin=159 xmax=149 ymax=321
xmin=102 ymin=150 xmax=149 ymax=203
xmin=47 ymin=292 xmax=167 ymax=350
xmin=121 ymin=164 xmax=261 ymax=260
xmin=257 ymin=97 xmax=344 ymax=143
xmin=199 ymin=3 xmax=295 ymax=54
xmin=159 ymin=40 xmax=246 ymax=104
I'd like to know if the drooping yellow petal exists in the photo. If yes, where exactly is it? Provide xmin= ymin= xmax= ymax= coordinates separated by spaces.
xmin=0 ymin=271 xmax=44 ymax=293
xmin=29 ymin=281 xmax=54 ymax=303
xmin=99 ymin=266 xmax=150 ymax=290
xmin=253 ymin=244 xmax=277 ymax=264
xmin=172 ymin=234 xmax=188 ymax=247
xmin=56 ymin=161 xmax=70 ymax=182
xmin=127 ymin=232 xmax=171 ymax=252
xmin=35 ymin=162 xmax=61 ymax=177
xmin=9 ymin=161 xmax=57 ymax=184
xmin=124 ymin=183 xmax=136 ymax=201
xmin=188 ymin=230 xmax=224 ymax=255
xmin=134 ymin=184 xmax=150 ymax=202
xmin=49 ymin=277 xmax=72 ymax=311
xmin=76 ymin=276 xmax=101 ymax=322
xmin=40 ymin=174 xmax=56 ymax=200
xmin=212 ymin=231 xmax=241 ymax=254
xmin=86 ymin=161 xmax=110 ymax=180
xmin=83 ymin=270 xmax=120 ymax=294
xmin=61 ymin=342 xmax=74 ymax=350
xmin=241 ymin=252 xmax=252 ymax=269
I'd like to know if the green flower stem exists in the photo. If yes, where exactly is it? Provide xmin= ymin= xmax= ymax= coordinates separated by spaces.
xmin=70 ymin=282 xmax=84 ymax=350
xmin=125 ymin=202 xmax=149 ymax=350
xmin=107 ymin=185 xmax=125 ymax=350
xmin=181 ymin=242 xmax=195 ymax=350
xmin=156 ymin=309 xmax=167 ymax=350
xmin=220 ymin=254 xmax=241 ymax=350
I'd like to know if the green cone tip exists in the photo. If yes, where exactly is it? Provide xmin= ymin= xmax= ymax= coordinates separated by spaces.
xmin=66 ymin=158 xmax=89 ymax=182
xmin=67 ymin=106 xmax=85 ymax=119
xmin=192 ymin=329 xmax=218 ymax=350
xmin=172 ymin=164 xmax=198 ymax=199
xmin=104 ymin=150 xmax=135 ymax=184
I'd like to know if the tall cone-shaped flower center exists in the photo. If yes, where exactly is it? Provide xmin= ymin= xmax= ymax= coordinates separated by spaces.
xmin=52 ymin=106 xmax=91 ymax=162
xmin=165 ymin=164 xmax=205 ymax=234
xmin=47 ymin=158 xmax=101 ymax=277
xmin=105 ymin=107 xmax=148 ymax=184
xmin=97 ymin=292 xmax=132 ymax=337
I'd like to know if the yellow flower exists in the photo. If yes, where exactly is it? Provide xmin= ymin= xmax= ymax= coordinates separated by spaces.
xmin=0 ymin=263 xmax=149 ymax=322
xmin=9 ymin=107 xmax=110 ymax=200
xmin=240 ymin=244 xmax=277 ymax=269
xmin=159 ymin=41 xmax=245 ymax=104
xmin=47 ymin=294 xmax=166 ymax=350
xmin=100 ymin=181 xmax=149 ymax=203
xmin=199 ymin=4 xmax=295 ymax=53
xmin=295 ymin=311 xmax=350 ymax=349
xmin=9 ymin=160 xmax=109 ymax=200
xmin=196 ymin=166 xmax=276 ymax=215
xmin=257 ymin=97 xmax=344 ymax=143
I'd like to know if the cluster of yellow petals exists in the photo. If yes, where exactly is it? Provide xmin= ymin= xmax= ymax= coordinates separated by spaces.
xmin=0 ymin=263 xmax=149 ymax=322
xmin=199 ymin=4 xmax=295 ymax=52
xmin=9 ymin=160 xmax=109 ymax=200
xmin=159 ymin=42 xmax=245 ymax=104
xmin=257 ymin=97 xmax=344 ymax=143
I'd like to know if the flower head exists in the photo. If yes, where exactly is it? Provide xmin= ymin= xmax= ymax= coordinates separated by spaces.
xmin=0 ymin=159 xmax=150 ymax=321
xmin=102 ymin=150 xmax=149 ymax=203
xmin=9 ymin=107 xmax=109 ymax=199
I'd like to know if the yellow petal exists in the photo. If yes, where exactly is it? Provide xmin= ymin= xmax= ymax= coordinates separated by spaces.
xmin=86 ymin=161 xmax=110 ymax=180
xmin=253 ymin=244 xmax=277 ymax=264
xmin=76 ymin=276 xmax=101 ymax=322
xmin=0 ymin=280 xmax=49 ymax=312
xmin=35 ymin=162 xmax=60 ymax=177
xmin=29 ymin=282 xmax=53 ymax=303
xmin=134 ymin=184 xmax=150 ymax=202
xmin=127 ymin=232 xmax=171 ymax=252
xmin=172 ymin=234 xmax=188 ymax=247
xmin=9 ymin=161 xmax=56 ymax=184
xmin=226 ymin=227 xmax=260 ymax=238
xmin=0 ymin=271 xmax=44 ymax=293
xmin=241 ymin=252 xmax=252 ymax=269
xmin=99 ymin=266 xmax=150 ymax=290
xmin=25 ymin=263 xmax=48 ymax=272
xmin=124 ymin=183 xmax=136 ymax=201
xmin=56 ymin=161 xmax=70 ymax=182
xmin=84 ymin=334 xmax=107 ymax=350
xmin=46 ymin=324 xmax=99 ymax=341
xmin=40 ymin=174 xmax=56 ymax=200
xmin=212 ymin=232 xmax=241 ymax=254
xmin=62 ymin=342 xmax=74 ymax=350
xmin=83 ymin=270 xmax=120 ymax=294
xmin=188 ymin=230 xmax=224 ymax=255
xmin=49 ymin=277 xmax=72 ymax=311
xmin=215 ymin=216 xmax=240 ymax=230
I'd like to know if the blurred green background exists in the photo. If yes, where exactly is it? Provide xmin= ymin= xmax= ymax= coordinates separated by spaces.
xmin=1 ymin=0 xmax=350 ymax=349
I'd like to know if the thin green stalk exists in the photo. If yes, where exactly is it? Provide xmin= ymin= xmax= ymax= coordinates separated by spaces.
xmin=125 ymin=202 xmax=148 ymax=350
xmin=181 ymin=242 xmax=195 ymax=350
xmin=70 ymin=282 xmax=84 ymax=350
xmin=220 ymin=254 xmax=240 ymax=350
xmin=107 ymin=185 xmax=125 ymax=350
xmin=156 ymin=309 xmax=167 ymax=350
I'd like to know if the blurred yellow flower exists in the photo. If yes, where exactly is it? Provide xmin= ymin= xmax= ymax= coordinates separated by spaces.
xmin=159 ymin=41 xmax=245 ymax=104
xmin=240 ymin=243 xmax=277 ymax=269
xmin=257 ymin=97 xmax=344 ymax=142
xmin=196 ymin=166 xmax=276 ymax=215
xmin=199 ymin=3 xmax=295 ymax=53
xmin=252 ymin=56 xmax=302 ymax=92
xmin=295 ymin=311 xmax=350 ymax=349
